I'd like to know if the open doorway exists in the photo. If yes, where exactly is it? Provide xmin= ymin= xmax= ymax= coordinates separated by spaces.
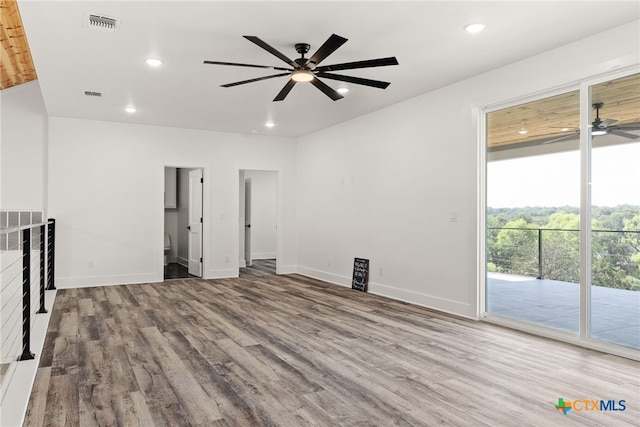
xmin=239 ymin=170 xmax=277 ymax=276
xmin=164 ymin=167 xmax=203 ymax=280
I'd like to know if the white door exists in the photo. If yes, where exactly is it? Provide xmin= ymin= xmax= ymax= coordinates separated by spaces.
xmin=188 ymin=169 xmax=203 ymax=277
xmin=244 ymin=178 xmax=252 ymax=267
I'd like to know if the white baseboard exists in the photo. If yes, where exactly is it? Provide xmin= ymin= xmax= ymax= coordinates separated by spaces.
xmin=368 ymin=282 xmax=475 ymax=320
xmin=295 ymin=265 xmax=474 ymax=319
xmin=251 ymin=252 xmax=276 ymax=260
xmin=295 ymin=266 xmax=350 ymax=287
xmin=55 ymin=273 xmax=162 ymax=288
xmin=177 ymin=257 xmax=188 ymax=268
xmin=277 ymin=264 xmax=297 ymax=275
xmin=204 ymin=268 xmax=238 ymax=279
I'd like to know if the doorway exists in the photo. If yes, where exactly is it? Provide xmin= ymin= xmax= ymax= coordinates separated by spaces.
xmin=164 ymin=167 xmax=203 ymax=280
xmin=239 ymin=170 xmax=277 ymax=276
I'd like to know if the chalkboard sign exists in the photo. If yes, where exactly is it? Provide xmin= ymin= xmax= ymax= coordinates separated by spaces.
xmin=352 ymin=258 xmax=369 ymax=292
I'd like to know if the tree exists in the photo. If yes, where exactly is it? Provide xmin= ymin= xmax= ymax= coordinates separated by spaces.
xmin=492 ymin=218 xmax=538 ymax=277
xmin=541 ymin=212 xmax=580 ymax=283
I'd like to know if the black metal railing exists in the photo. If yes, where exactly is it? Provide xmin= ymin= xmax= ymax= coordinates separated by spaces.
xmin=0 ymin=219 xmax=55 ymax=363
xmin=487 ymin=226 xmax=640 ymax=287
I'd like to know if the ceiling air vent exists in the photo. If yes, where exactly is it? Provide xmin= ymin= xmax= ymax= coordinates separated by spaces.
xmin=86 ymin=13 xmax=119 ymax=33
xmin=84 ymin=90 xmax=103 ymax=97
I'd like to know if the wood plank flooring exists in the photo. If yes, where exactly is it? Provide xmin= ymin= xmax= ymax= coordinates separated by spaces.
xmin=24 ymin=264 xmax=640 ymax=426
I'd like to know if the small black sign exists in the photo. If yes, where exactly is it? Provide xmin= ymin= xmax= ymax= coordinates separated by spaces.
xmin=352 ymin=258 xmax=369 ymax=292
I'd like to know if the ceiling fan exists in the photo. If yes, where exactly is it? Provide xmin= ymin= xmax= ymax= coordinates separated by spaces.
xmin=204 ymin=34 xmax=399 ymax=101
xmin=541 ymin=102 xmax=640 ymax=145
xmin=590 ymin=102 xmax=640 ymax=138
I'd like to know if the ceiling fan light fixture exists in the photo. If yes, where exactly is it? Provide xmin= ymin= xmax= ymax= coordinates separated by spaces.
xmin=591 ymin=129 xmax=607 ymax=136
xmin=291 ymin=70 xmax=314 ymax=82
xmin=337 ymin=87 xmax=349 ymax=94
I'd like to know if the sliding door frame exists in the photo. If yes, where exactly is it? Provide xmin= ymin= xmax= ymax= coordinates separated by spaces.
xmin=478 ymin=66 xmax=639 ymax=360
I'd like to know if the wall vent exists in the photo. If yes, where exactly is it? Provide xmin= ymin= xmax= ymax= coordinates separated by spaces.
xmin=84 ymin=91 xmax=103 ymax=97
xmin=86 ymin=13 xmax=119 ymax=33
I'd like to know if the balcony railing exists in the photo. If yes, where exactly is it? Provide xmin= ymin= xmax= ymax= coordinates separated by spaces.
xmin=487 ymin=226 xmax=640 ymax=289
xmin=0 ymin=218 xmax=55 ymax=407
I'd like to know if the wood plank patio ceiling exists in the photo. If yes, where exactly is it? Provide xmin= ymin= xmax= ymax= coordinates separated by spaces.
xmin=488 ymin=73 xmax=640 ymax=149
xmin=1 ymin=0 xmax=37 ymax=90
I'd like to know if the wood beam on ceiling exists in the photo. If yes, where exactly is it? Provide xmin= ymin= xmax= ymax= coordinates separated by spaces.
xmin=1 ymin=0 xmax=37 ymax=90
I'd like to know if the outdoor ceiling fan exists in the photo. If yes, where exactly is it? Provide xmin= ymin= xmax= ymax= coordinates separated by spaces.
xmin=542 ymin=102 xmax=640 ymax=145
xmin=590 ymin=103 xmax=640 ymax=138
xmin=203 ymin=34 xmax=399 ymax=101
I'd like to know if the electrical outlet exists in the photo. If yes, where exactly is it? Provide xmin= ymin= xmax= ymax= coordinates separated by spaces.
xmin=87 ymin=261 xmax=94 ymax=269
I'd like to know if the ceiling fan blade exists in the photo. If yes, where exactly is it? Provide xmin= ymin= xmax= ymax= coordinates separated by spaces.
xmin=316 ymin=72 xmax=390 ymax=89
xmin=221 ymin=73 xmax=290 ymax=88
xmin=617 ymin=124 xmax=640 ymax=130
xmin=243 ymin=36 xmax=299 ymax=69
xmin=315 ymin=57 xmax=399 ymax=72
xmin=306 ymin=34 xmax=348 ymax=68
xmin=203 ymin=60 xmax=292 ymax=71
xmin=542 ymin=132 xmax=580 ymax=145
xmin=310 ymin=78 xmax=343 ymax=101
xmin=610 ymin=129 xmax=639 ymax=139
xmin=600 ymin=118 xmax=618 ymax=128
xmin=273 ymin=79 xmax=297 ymax=102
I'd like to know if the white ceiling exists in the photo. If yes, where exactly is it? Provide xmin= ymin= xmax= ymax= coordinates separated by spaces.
xmin=18 ymin=1 xmax=640 ymax=137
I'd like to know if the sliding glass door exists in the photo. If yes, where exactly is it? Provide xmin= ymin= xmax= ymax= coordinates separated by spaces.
xmin=484 ymin=72 xmax=640 ymax=353
xmin=588 ymin=75 xmax=640 ymax=349
xmin=485 ymin=90 xmax=581 ymax=333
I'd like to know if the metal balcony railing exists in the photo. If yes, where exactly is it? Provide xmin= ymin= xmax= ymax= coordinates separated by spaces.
xmin=487 ymin=226 xmax=640 ymax=288
xmin=0 ymin=218 xmax=55 ymax=405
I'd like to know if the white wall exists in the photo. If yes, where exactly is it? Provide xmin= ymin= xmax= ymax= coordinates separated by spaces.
xmin=47 ymin=118 xmax=297 ymax=287
xmin=295 ymin=21 xmax=640 ymax=319
xmin=0 ymin=81 xmax=48 ymax=211
xmin=245 ymin=170 xmax=277 ymax=259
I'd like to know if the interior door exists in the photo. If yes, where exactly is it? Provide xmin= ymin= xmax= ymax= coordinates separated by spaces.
xmin=188 ymin=169 xmax=203 ymax=277
xmin=244 ymin=178 xmax=252 ymax=267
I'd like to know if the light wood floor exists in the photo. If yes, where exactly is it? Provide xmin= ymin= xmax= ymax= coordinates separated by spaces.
xmin=24 ymin=263 xmax=639 ymax=426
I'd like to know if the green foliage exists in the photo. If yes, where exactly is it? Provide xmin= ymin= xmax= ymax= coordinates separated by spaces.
xmin=487 ymin=206 xmax=640 ymax=290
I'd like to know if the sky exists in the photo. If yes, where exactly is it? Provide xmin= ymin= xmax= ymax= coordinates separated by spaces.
xmin=487 ymin=142 xmax=640 ymax=208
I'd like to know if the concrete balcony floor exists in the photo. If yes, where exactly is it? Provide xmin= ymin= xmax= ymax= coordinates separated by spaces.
xmin=487 ymin=272 xmax=640 ymax=350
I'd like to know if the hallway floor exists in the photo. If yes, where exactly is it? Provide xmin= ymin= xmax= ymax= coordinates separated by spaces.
xmin=163 ymin=263 xmax=197 ymax=280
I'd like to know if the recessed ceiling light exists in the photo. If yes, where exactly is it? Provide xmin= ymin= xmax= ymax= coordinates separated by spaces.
xmin=518 ymin=128 xmax=528 ymax=135
xmin=464 ymin=23 xmax=485 ymax=34
xmin=561 ymin=127 xmax=570 ymax=132
xmin=145 ymin=58 xmax=163 ymax=67
xmin=125 ymin=106 xmax=136 ymax=113
xmin=265 ymin=121 xmax=275 ymax=128
xmin=337 ymin=87 xmax=349 ymax=94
